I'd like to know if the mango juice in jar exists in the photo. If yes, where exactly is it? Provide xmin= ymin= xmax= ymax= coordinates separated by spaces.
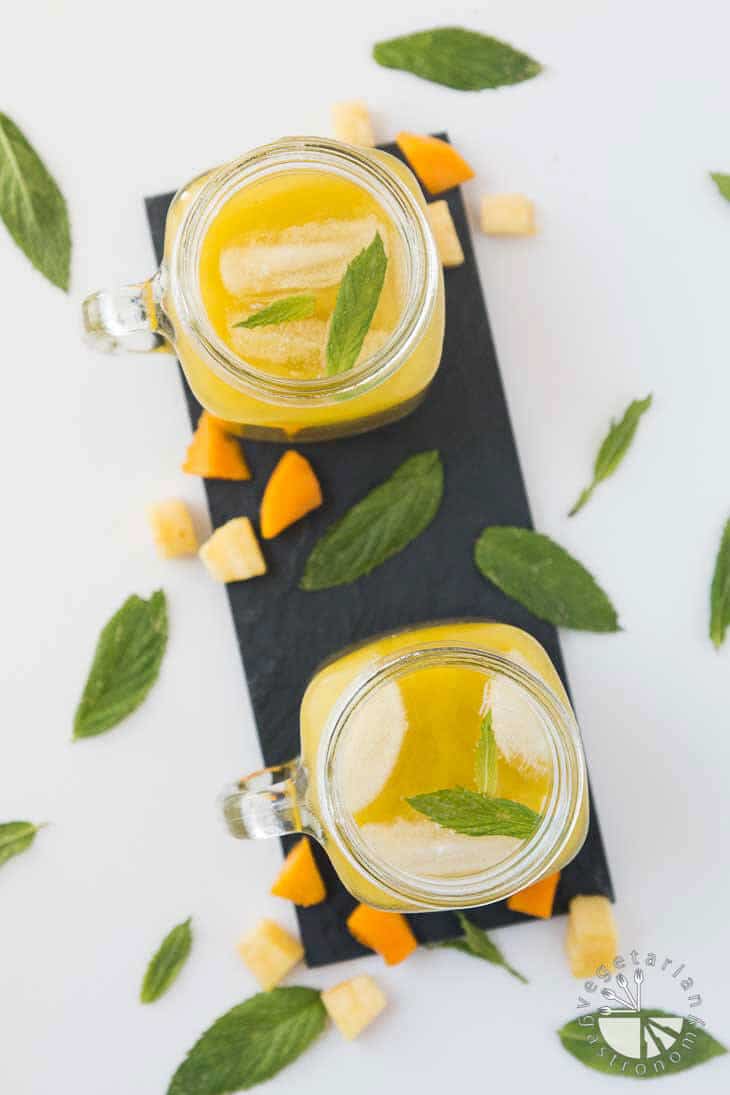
xmin=83 ymin=138 xmax=444 ymax=441
xmin=222 ymin=622 xmax=589 ymax=911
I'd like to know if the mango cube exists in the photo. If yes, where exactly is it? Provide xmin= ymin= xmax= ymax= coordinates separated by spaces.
xmin=322 ymin=976 xmax=387 ymax=1040
xmin=566 ymin=895 xmax=618 ymax=977
xmin=331 ymin=100 xmax=376 ymax=147
xmin=237 ymin=919 xmax=304 ymax=990
xmin=199 ymin=517 xmax=266 ymax=583
xmin=147 ymin=499 xmax=198 ymax=558
xmin=426 ymin=200 xmax=464 ymax=267
xmin=480 ymin=194 xmax=536 ymax=237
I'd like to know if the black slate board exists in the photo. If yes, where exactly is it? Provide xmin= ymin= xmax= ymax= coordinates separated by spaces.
xmin=145 ymin=137 xmax=613 ymax=967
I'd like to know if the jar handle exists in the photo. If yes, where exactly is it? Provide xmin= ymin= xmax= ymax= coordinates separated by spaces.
xmin=82 ymin=271 xmax=172 ymax=353
xmin=221 ymin=760 xmax=316 ymax=840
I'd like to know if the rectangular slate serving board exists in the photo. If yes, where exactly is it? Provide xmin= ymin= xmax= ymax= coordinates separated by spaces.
xmin=145 ymin=137 xmax=613 ymax=967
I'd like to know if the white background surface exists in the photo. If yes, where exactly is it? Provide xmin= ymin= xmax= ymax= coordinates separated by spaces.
xmin=1 ymin=1 xmax=729 ymax=1091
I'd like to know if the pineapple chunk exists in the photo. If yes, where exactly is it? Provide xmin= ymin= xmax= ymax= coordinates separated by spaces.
xmin=322 ymin=976 xmax=386 ymax=1040
xmin=566 ymin=895 xmax=617 ymax=977
xmin=237 ymin=919 xmax=304 ymax=990
xmin=480 ymin=194 xmax=536 ymax=237
xmin=332 ymin=100 xmax=376 ymax=147
xmin=199 ymin=517 xmax=266 ymax=583
xmin=147 ymin=499 xmax=198 ymax=558
xmin=426 ymin=200 xmax=464 ymax=267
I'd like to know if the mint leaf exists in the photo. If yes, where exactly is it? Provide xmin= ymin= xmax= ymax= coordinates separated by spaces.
xmin=569 ymin=394 xmax=652 ymax=516
xmin=710 ymin=518 xmax=730 ymax=648
xmin=475 ymin=527 xmax=620 ymax=632
xmin=141 ymin=918 xmax=193 ymax=1004
xmin=233 ymin=295 xmax=316 ymax=329
xmin=0 ymin=112 xmax=70 ymax=290
xmin=167 ymin=987 xmax=326 ymax=1094
xmin=407 ymin=788 xmax=541 ymax=838
xmin=301 ymin=450 xmax=443 ymax=590
xmin=326 ymin=232 xmax=387 ymax=375
xmin=474 ymin=711 xmax=497 ymax=795
xmin=373 ymin=27 xmax=542 ymax=91
xmin=558 ymin=1009 xmax=726 ymax=1078
xmin=73 ymin=591 xmax=168 ymax=739
xmin=441 ymin=912 xmax=527 ymax=983
xmin=710 ymin=172 xmax=730 ymax=202
xmin=0 ymin=821 xmax=45 ymax=870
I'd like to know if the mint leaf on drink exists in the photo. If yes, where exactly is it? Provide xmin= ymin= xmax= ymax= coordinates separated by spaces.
xmin=326 ymin=232 xmax=387 ymax=375
xmin=233 ymin=295 xmax=316 ymax=329
xmin=441 ymin=912 xmax=527 ymax=983
xmin=569 ymin=394 xmax=652 ymax=516
xmin=141 ymin=918 xmax=193 ymax=1004
xmin=710 ymin=172 xmax=730 ymax=202
xmin=373 ymin=27 xmax=542 ymax=91
xmin=0 ymin=112 xmax=71 ymax=290
xmin=475 ymin=527 xmax=620 ymax=632
xmin=301 ymin=451 xmax=443 ymax=590
xmin=166 ymin=987 xmax=326 ymax=1094
xmin=73 ymin=591 xmax=168 ymax=739
xmin=474 ymin=711 xmax=497 ymax=795
xmin=558 ymin=1009 xmax=726 ymax=1077
xmin=710 ymin=518 xmax=730 ymax=648
xmin=407 ymin=788 xmax=541 ymax=839
xmin=0 ymin=821 xmax=45 ymax=870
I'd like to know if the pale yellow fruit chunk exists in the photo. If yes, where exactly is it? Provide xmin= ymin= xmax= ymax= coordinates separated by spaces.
xmin=489 ymin=674 xmax=550 ymax=775
xmin=147 ymin=499 xmax=198 ymax=558
xmin=566 ymin=895 xmax=618 ymax=977
xmin=236 ymin=919 xmax=304 ymax=990
xmin=231 ymin=321 xmax=389 ymax=379
xmin=480 ymin=194 xmax=536 ymax=237
xmin=199 ymin=517 xmax=266 ymax=583
xmin=220 ymin=216 xmax=383 ymax=294
xmin=332 ymin=100 xmax=376 ymax=148
xmin=337 ymin=679 xmax=406 ymax=814
xmin=322 ymin=975 xmax=387 ymax=1039
xmin=426 ymin=200 xmax=464 ymax=267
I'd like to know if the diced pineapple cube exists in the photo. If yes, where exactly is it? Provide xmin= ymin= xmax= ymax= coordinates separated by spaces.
xmin=322 ymin=975 xmax=387 ymax=1040
xmin=147 ymin=499 xmax=198 ymax=558
xmin=425 ymin=200 xmax=464 ymax=267
xmin=199 ymin=517 xmax=266 ymax=583
xmin=566 ymin=895 xmax=617 ymax=977
xmin=332 ymin=100 xmax=376 ymax=148
xmin=480 ymin=194 xmax=536 ymax=237
xmin=236 ymin=919 xmax=304 ymax=990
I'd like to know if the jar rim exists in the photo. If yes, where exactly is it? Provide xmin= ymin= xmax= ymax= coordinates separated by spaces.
xmin=317 ymin=643 xmax=587 ymax=910
xmin=170 ymin=136 xmax=440 ymax=407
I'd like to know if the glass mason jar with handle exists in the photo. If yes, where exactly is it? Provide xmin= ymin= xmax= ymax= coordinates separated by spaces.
xmin=222 ymin=621 xmax=589 ymax=912
xmin=83 ymin=137 xmax=445 ymax=442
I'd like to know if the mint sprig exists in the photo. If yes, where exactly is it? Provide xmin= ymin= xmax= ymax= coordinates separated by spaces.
xmin=474 ymin=711 xmax=497 ymax=795
xmin=0 ymin=112 xmax=71 ymax=290
xmin=167 ymin=987 xmax=326 ymax=1094
xmin=440 ymin=912 xmax=527 ymax=983
xmin=407 ymin=787 xmax=541 ymax=839
xmin=326 ymin=232 xmax=387 ymax=375
xmin=73 ymin=591 xmax=168 ymax=739
xmin=233 ymin=295 xmax=316 ymax=329
xmin=373 ymin=27 xmax=542 ymax=91
xmin=710 ymin=518 xmax=730 ymax=649
xmin=569 ymin=394 xmax=652 ymax=516
xmin=0 ymin=821 xmax=45 ymax=870
xmin=141 ymin=918 xmax=193 ymax=1004
xmin=710 ymin=172 xmax=730 ymax=203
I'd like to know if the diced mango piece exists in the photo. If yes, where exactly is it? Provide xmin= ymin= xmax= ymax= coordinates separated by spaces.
xmin=346 ymin=904 xmax=418 ymax=966
xmin=480 ymin=194 xmax=536 ymax=237
xmin=271 ymin=838 xmax=326 ymax=907
xmin=147 ymin=499 xmax=198 ymax=558
xmin=566 ymin=895 xmax=617 ymax=978
xmin=199 ymin=517 xmax=266 ymax=583
xmin=425 ymin=200 xmax=464 ymax=267
xmin=507 ymin=871 xmax=560 ymax=919
xmin=260 ymin=451 xmax=323 ymax=539
xmin=395 ymin=132 xmax=474 ymax=195
xmin=182 ymin=412 xmax=251 ymax=480
xmin=237 ymin=919 xmax=304 ymax=991
xmin=332 ymin=100 xmax=376 ymax=147
xmin=322 ymin=975 xmax=387 ymax=1040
